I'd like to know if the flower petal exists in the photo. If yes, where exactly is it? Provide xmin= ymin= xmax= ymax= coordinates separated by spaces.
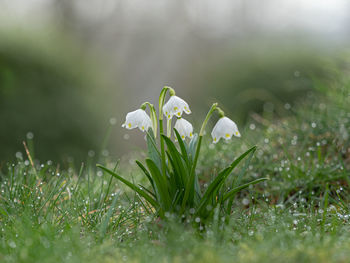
xmin=211 ymin=117 xmax=240 ymax=143
xmin=122 ymin=109 xmax=152 ymax=133
xmin=174 ymin=118 xmax=193 ymax=140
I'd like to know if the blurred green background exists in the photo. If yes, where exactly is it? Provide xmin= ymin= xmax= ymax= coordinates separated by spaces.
xmin=0 ymin=1 xmax=348 ymax=163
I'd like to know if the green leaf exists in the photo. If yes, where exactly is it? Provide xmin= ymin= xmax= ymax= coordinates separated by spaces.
xmin=166 ymin=152 xmax=185 ymax=191
xmin=222 ymin=178 xmax=268 ymax=202
xmin=188 ymin=134 xmax=198 ymax=162
xmin=145 ymin=159 xmax=171 ymax=210
xmin=174 ymin=128 xmax=190 ymax=167
xmin=97 ymin=164 xmax=159 ymax=209
xmin=196 ymin=146 xmax=257 ymax=214
xmin=226 ymin=145 xmax=256 ymax=213
xmin=135 ymin=160 xmax=157 ymax=197
xmin=146 ymin=129 xmax=161 ymax=169
xmin=162 ymin=135 xmax=188 ymax=186
xmin=99 ymin=192 xmax=119 ymax=239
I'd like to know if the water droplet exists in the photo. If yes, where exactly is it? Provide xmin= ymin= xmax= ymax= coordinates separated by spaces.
xmin=26 ymin=132 xmax=34 ymax=139
xmin=15 ymin=152 xmax=23 ymax=159
xmin=109 ymin=117 xmax=117 ymax=125
xmin=242 ymin=198 xmax=250 ymax=206
xmin=8 ymin=240 xmax=16 ymax=248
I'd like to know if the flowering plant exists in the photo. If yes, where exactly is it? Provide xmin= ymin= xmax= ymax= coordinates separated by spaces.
xmin=98 ymin=86 xmax=266 ymax=222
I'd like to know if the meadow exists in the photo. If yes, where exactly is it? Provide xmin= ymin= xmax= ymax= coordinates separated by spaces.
xmin=1 ymin=73 xmax=350 ymax=263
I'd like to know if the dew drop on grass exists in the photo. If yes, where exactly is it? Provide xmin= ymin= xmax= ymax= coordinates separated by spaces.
xmin=26 ymin=132 xmax=34 ymax=139
xmin=8 ymin=241 xmax=16 ymax=248
xmin=15 ymin=152 xmax=23 ymax=159
xmin=109 ymin=117 xmax=117 ymax=126
xmin=242 ymin=198 xmax=250 ymax=206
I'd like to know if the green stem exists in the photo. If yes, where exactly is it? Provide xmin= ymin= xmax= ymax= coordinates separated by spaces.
xmin=181 ymin=103 xmax=218 ymax=212
xmin=199 ymin=103 xmax=218 ymax=136
xmin=159 ymin=119 xmax=166 ymax=176
xmin=158 ymin=86 xmax=175 ymax=177
xmin=167 ymin=119 xmax=172 ymax=138
xmin=141 ymin=102 xmax=158 ymax=138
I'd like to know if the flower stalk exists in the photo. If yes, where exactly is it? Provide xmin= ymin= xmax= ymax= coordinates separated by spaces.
xmin=158 ymin=86 xmax=175 ymax=176
xmin=141 ymin=102 xmax=158 ymax=138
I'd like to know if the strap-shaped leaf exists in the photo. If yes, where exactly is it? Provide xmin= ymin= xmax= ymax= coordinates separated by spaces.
xmin=146 ymin=159 xmax=171 ymax=210
xmin=174 ymin=128 xmax=190 ymax=167
xmin=161 ymin=135 xmax=188 ymax=185
xmin=222 ymin=178 xmax=268 ymax=202
xmin=135 ymin=160 xmax=157 ymax=199
xmin=188 ymin=134 xmax=198 ymax=162
xmin=146 ymin=129 xmax=161 ymax=169
xmin=166 ymin=152 xmax=184 ymax=189
xmin=138 ymin=184 xmax=157 ymax=199
xmin=97 ymin=164 xmax=159 ymax=209
xmin=196 ymin=146 xmax=257 ymax=214
xmin=226 ymin=145 xmax=256 ymax=213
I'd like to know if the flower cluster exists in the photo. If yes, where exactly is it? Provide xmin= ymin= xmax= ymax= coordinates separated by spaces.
xmin=98 ymin=86 xmax=265 ymax=222
xmin=121 ymin=86 xmax=241 ymax=143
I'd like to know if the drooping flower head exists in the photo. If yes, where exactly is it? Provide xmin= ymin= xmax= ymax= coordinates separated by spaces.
xmin=122 ymin=109 xmax=152 ymax=132
xmin=174 ymin=118 xmax=193 ymax=140
xmin=163 ymin=95 xmax=191 ymax=120
xmin=211 ymin=116 xmax=241 ymax=143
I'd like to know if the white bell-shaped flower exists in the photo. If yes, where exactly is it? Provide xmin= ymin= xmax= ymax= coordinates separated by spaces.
xmin=163 ymin=95 xmax=191 ymax=120
xmin=211 ymin=117 xmax=241 ymax=143
xmin=122 ymin=109 xmax=152 ymax=132
xmin=174 ymin=118 xmax=193 ymax=140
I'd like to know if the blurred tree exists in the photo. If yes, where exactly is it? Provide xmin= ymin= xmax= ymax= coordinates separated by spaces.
xmin=186 ymin=43 xmax=330 ymax=124
xmin=0 ymin=33 xmax=112 ymax=162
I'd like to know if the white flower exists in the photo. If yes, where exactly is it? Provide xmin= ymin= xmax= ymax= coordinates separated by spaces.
xmin=174 ymin=118 xmax=193 ymax=140
xmin=122 ymin=109 xmax=152 ymax=132
xmin=211 ymin=117 xmax=241 ymax=143
xmin=163 ymin=95 xmax=191 ymax=120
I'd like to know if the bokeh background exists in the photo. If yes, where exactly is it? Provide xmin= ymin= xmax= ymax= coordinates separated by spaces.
xmin=0 ymin=0 xmax=349 ymax=163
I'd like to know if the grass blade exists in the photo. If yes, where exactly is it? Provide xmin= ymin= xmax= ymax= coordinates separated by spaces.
xmin=97 ymin=164 xmax=159 ymax=209
xmin=222 ymin=178 xmax=268 ymax=202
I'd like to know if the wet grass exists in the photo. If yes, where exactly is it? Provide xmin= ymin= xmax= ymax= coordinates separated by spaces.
xmin=1 ymin=78 xmax=350 ymax=262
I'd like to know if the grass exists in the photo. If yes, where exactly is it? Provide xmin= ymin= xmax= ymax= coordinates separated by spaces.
xmin=1 ymin=76 xmax=350 ymax=262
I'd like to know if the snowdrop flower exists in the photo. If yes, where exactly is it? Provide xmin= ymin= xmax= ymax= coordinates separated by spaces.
xmin=122 ymin=109 xmax=152 ymax=132
xmin=174 ymin=118 xmax=193 ymax=140
xmin=163 ymin=95 xmax=191 ymax=120
xmin=211 ymin=117 xmax=241 ymax=143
